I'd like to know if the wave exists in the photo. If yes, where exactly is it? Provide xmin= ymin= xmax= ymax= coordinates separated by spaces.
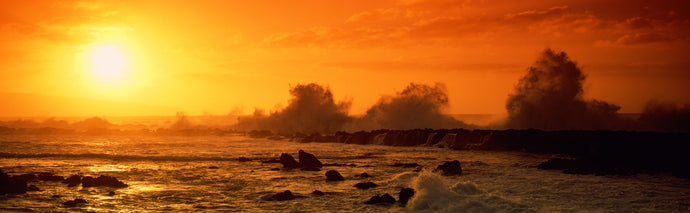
xmin=407 ymin=170 xmax=532 ymax=213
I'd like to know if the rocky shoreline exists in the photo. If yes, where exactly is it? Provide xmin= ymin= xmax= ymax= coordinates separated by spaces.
xmin=286 ymin=129 xmax=690 ymax=178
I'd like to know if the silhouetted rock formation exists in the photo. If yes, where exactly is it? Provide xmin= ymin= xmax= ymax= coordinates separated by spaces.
xmin=63 ymin=175 xmax=82 ymax=187
xmin=62 ymin=198 xmax=87 ymax=207
xmin=325 ymin=170 xmax=345 ymax=181
xmin=354 ymin=182 xmax=378 ymax=189
xmin=311 ymin=190 xmax=325 ymax=196
xmin=261 ymin=190 xmax=296 ymax=201
xmin=364 ymin=193 xmax=396 ymax=204
xmin=81 ymin=175 xmax=127 ymax=188
xmin=398 ymin=188 xmax=415 ymax=205
xmin=322 ymin=129 xmax=690 ymax=178
xmin=0 ymin=170 xmax=27 ymax=195
xmin=279 ymin=153 xmax=300 ymax=169
xmin=298 ymin=150 xmax=323 ymax=170
xmin=436 ymin=160 xmax=462 ymax=176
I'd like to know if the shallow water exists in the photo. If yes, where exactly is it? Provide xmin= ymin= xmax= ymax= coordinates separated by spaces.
xmin=1 ymin=135 xmax=689 ymax=212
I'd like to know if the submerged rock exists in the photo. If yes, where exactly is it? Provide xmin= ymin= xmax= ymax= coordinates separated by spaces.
xmin=279 ymin=153 xmax=300 ymax=169
xmin=298 ymin=150 xmax=323 ymax=169
xmin=356 ymin=172 xmax=373 ymax=178
xmin=37 ymin=172 xmax=64 ymax=181
xmin=325 ymin=170 xmax=345 ymax=181
xmin=436 ymin=160 xmax=462 ymax=176
xmin=62 ymin=198 xmax=87 ymax=207
xmin=311 ymin=190 xmax=325 ymax=196
xmin=398 ymin=188 xmax=415 ymax=205
xmin=353 ymin=182 xmax=378 ymax=189
xmin=392 ymin=163 xmax=420 ymax=168
xmin=261 ymin=190 xmax=296 ymax=201
xmin=364 ymin=193 xmax=396 ymax=204
xmin=208 ymin=166 xmax=219 ymax=169
xmin=81 ymin=175 xmax=127 ymax=188
xmin=63 ymin=175 xmax=82 ymax=187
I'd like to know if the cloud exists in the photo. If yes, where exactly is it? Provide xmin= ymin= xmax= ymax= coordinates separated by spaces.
xmin=505 ymin=48 xmax=623 ymax=130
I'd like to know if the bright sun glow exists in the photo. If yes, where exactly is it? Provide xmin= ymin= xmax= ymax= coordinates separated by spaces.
xmin=88 ymin=44 xmax=129 ymax=82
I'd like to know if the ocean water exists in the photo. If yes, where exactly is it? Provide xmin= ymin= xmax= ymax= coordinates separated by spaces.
xmin=1 ymin=135 xmax=689 ymax=212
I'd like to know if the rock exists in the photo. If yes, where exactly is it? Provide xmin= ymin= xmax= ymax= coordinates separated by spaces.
xmin=298 ymin=150 xmax=323 ymax=170
xmin=398 ymin=188 xmax=415 ymax=205
xmin=279 ymin=153 xmax=300 ymax=169
xmin=12 ymin=173 xmax=36 ymax=182
xmin=392 ymin=163 xmax=420 ymax=168
xmin=63 ymin=175 xmax=82 ymax=187
xmin=37 ymin=172 xmax=64 ymax=181
xmin=311 ymin=190 xmax=325 ymax=196
xmin=436 ymin=160 xmax=462 ymax=176
xmin=62 ymin=198 xmax=87 ymax=207
xmin=356 ymin=172 xmax=373 ymax=178
xmin=81 ymin=175 xmax=128 ymax=188
xmin=208 ymin=166 xmax=219 ymax=169
xmin=107 ymin=191 xmax=116 ymax=196
xmin=353 ymin=182 xmax=378 ymax=189
xmin=325 ymin=170 xmax=344 ymax=181
xmin=1 ymin=170 xmax=27 ymax=195
xmin=238 ymin=157 xmax=251 ymax=162
xmin=364 ymin=193 xmax=396 ymax=204
xmin=261 ymin=190 xmax=295 ymax=201
xmin=537 ymin=158 xmax=578 ymax=170
xmin=27 ymin=185 xmax=40 ymax=191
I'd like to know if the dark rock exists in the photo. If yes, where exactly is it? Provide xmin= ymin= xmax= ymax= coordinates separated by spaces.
xmin=537 ymin=158 xmax=578 ymax=170
xmin=238 ymin=157 xmax=251 ymax=162
xmin=279 ymin=153 xmax=300 ymax=169
xmin=392 ymin=163 xmax=420 ymax=168
xmin=208 ymin=166 xmax=219 ymax=169
xmin=398 ymin=188 xmax=415 ymax=205
xmin=12 ymin=173 xmax=36 ymax=182
xmin=1 ymin=170 xmax=27 ymax=195
xmin=353 ymin=182 xmax=378 ymax=189
xmin=63 ymin=175 xmax=82 ymax=187
xmin=37 ymin=172 xmax=64 ymax=181
xmin=364 ymin=193 xmax=396 ymax=204
xmin=62 ymin=198 xmax=87 ymax=207
xmin=436 ymin=160 xmax=462 ymax=176
xmin=325 ymin=170 xmax=345 ymax=181
xmin=27 ymin=185 xmax=40 ymax=191
xmin=261 ymin=190 xmax=295 ymax=201
xmin=356 ymin=172 xmax=373 ymax=178
xmin=311 ymin=190 xmax=325 ymax=196
xmin=298 ymin=150 xmax=323 ymax=170
xmin=81 ymin=175 xmax=128 ymax=188
xmin=107 ymin=191 xmax=116 ymax=196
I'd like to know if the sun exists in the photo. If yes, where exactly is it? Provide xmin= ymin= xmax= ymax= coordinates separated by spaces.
xmin=87 ymin=44 xmax=129 ymax=82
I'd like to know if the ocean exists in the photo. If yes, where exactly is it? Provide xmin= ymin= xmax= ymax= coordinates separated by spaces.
xmin=1 ymin=134 xmax=689 ymax=212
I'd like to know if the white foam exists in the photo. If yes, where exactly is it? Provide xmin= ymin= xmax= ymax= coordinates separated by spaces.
xmin=406 ymin=170 xmax=529 ymax=213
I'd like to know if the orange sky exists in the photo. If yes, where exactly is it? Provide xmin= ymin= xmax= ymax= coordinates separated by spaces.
xmin=1 ymin=0 xmax=689 ymax=117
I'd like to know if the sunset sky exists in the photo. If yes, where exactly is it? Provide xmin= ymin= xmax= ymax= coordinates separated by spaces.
xmin=1 ymin=0 xmax=689 ymax=117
